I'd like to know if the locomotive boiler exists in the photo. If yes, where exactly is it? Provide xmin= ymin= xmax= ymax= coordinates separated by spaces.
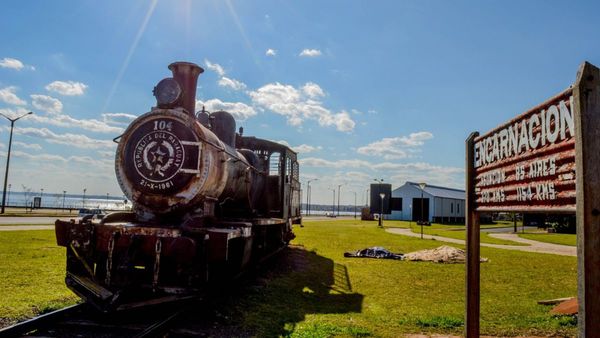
xmin=55 ymin=61 xmax=302 ymax=310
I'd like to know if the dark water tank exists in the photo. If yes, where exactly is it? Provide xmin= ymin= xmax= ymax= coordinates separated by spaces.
xmin=210 ymin=111 xmax=236 ymax=147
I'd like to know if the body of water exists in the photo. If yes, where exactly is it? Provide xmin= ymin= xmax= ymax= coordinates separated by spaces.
xmin=2 ymin=191 xmax=130 ymax=210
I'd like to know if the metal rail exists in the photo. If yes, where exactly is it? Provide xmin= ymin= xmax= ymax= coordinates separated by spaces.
xmin=0 ymin=304 xmax=85 ymax=338
xmin=0 ymin=303 xmax=185 ymax=338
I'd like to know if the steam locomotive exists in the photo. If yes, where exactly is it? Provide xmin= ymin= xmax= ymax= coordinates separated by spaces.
xmin=55 ymin=62 xmax=302 ymax=311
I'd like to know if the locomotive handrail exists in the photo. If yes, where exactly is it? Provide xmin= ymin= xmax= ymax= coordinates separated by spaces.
xmin=192 ymin=130 xmax=267 ymax=176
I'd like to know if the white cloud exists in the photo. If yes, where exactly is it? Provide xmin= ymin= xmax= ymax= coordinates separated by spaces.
xmin=292 ymin=144 xmax=322 ymax=153
xmin=0 ymin=86 xmax=27 ymax=105
xmin=45 ymin=81 xmax=88 ymax=96
xmin=218 ymin=76 xmax=247 ymax=91
xmin=0 ymin=57 xmax=24 ymax=70
xmin=13 ymin=127 xmax=115 ymax=149
xmin=97 ymin=150 xmax=115 ymax=158
xmin=0 ymin=107 xmax=122 ymax=134
xmin=29 ymin=114 xmax=124 ymax=134
xmin=196 ymin=99 xmax=257 ymax=121
xmin=249 ymin=82 xmax=356 ymax=132
xmin=102 ymin=113 xmax=137 ymax=126
xmin=357 ymin=132 xmax=434 ymax=159
xmin=13 ymin=141 xmax=42 ymax=151
xmin=301 ymin=82 xmax=325 ymax=98
xmin=204 ymin=59 xmax=225 ymax=77
xmin=300 ymin=157 xmax=464 ymax=189
xmin=266 ymin=49 xmax=277 ymax=56
xmin=299 ymin=49 xmax=322 ymax=57
xmin=274 ymin=140 xmax=322 ymax=154
xmin=31 ymin=94 xmax=63 ymax=114
xmin=11 ymin=150 xmax=112 ymax=168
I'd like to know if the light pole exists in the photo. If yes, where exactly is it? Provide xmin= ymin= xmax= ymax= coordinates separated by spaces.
xmin=374 ymin=179 xmax=384 ymax=226
xmin=62 ymin=191 xmax=67 ymax=209
xmin=352 ymin=191 xmax=357 ymax=219
xmin=379 ymin=193 xmax=385 ymax=227
xmin=0 ymin=111 xmax=33 ymax=213
xmin=82 ymin=188 xmax=87 ymax=208
xmin=419 ymin=182 xmax=427 ymax=239
xmin=331 ymin=188 xmax=335 ymax=217
xmin=337 ymin=183 xmax=345 ymax=216
xmin=307 ymin=178 xmax=318 ymax=216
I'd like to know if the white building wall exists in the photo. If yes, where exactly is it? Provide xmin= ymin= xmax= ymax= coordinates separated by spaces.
xmin=388 ymin=183 xmax=465 ymax=222
xmin=389 ymin=183 xmax=434 ymax=221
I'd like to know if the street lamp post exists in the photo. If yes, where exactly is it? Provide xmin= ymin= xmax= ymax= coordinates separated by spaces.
xmin=331 ymin=189 xmax=336 ymax=217
xmin=306 ymin=179 xmax=318 ymax=216
xmin=0 ymin=111 xmax=33 ymax=214
xmin=419 ymin=182 xmax=427 ymax=239
xmin=337 ymin=183 xmax=344 ymax=216
xmin=379 ymin=192 xmax=385 ymax=227
xmin=353 ymin=191 xmax=357 ymax=219
xmin=62 ymin=191 xmax=67 ymax=209
xmin=374 ymin=179 xmax=384 ymax=226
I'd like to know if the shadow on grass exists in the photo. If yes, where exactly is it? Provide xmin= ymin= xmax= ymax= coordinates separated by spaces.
xmin=175 ymin=245 xmax=364 ymax=337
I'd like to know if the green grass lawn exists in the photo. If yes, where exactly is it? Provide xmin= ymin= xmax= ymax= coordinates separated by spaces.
xmin=235 ymin=220 xmax=576 ymax=336
xmin=379 ymin=220 xmax=527 ymax=246
xmin=0 ymin=222 xmax=577 ymax=336
xmin=0 ymin=230 xmax=78 ymax=327
xmin=519 ymin=233 xmax=577 ymax=246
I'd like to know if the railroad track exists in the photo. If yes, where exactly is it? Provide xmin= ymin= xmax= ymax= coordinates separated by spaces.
xmin=0 ymin=246 xmax=295 ymax=337
xmin=0 ymin=302 xmax=186 ymax=338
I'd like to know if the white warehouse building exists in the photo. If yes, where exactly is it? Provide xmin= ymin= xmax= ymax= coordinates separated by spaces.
xmin=388 ymin=182 xmax=465 ymax=224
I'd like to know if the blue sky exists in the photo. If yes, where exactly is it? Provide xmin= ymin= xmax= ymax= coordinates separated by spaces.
xmin=0 ymin=0 xmax=599 ymax=205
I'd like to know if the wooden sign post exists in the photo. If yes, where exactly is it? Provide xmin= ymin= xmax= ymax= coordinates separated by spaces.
xmin=465 ymin=62 xmax=600 ymax=337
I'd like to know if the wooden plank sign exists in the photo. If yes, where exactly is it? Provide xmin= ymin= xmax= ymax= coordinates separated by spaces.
xmin=465 ymin=62 xmax=600 ymax=338
xmin=473 ymin=88 xmax=576 ymax=212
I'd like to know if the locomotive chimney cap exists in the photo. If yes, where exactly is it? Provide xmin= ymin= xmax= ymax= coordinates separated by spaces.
xmin=168 ymin=61 xmax=205 ymax=74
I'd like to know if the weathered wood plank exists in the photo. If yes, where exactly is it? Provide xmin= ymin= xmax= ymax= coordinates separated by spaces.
xmin=465 ymin=131 xmax=480 ymax=338
xmin=574 ymin=61 xmax=600 ymax=337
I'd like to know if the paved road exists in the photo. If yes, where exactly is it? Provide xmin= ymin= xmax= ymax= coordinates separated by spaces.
xmin=0 ymin=216 xmax=68 ymax=225
xmin=0 ymin=225 xmax=55 ymax=231
xmin=481 ymin=225 xmax=537 ymax=233
xmin=386 ymin=228 xmax=576 ymax=256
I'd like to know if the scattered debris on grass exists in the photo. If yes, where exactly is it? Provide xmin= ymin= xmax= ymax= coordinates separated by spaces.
xmin=344 ymin=247 xmax=403 ymax=259
xmin=550 ymin=297 xmax=578 ymax=315
xmin=537 ymin=297 xmax=575 ymax=305
xmin=404 ymin=245 xmax=488 ymax=263
xmin=343 ymin=245 xmax=488 ymax=263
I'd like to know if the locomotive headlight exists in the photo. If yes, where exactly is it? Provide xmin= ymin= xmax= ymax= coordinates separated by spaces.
xmin=153 ymin=77 xmax=182 ymax=107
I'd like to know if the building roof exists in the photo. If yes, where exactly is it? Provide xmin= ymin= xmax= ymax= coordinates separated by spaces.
xmin=403 ymin=182 xmax=465 ymax=200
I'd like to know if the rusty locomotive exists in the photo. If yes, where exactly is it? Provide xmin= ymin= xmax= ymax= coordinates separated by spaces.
xmin=55 ymin=61 xmax=302 ymax=310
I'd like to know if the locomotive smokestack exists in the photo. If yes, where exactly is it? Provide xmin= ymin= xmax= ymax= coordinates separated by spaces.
xmin=168 ymin=62 xmax=204 ymax=116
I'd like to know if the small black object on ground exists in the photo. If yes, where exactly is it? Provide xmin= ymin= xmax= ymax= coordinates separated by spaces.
xmin=344 ymin=247 xmax=403 ymax=260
